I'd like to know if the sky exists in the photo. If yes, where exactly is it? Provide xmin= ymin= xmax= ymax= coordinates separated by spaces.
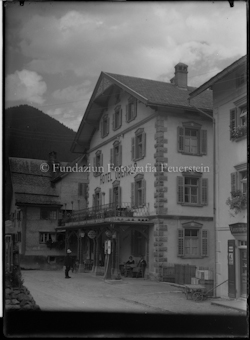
xmin=4 ymin=1 xmax=247 ymax=132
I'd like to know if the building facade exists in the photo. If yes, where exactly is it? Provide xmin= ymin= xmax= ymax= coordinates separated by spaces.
xmin=62 ymin=63 xmax=215 ymax=280
xmin=190 ymin=55 xmax=247 ymax=299
xmin=8 ymin=154 xmax=88 ymax=269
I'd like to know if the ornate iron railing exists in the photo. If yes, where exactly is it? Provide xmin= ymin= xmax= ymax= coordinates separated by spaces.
xmin=60 ymin=202 xmax=149 ymax=225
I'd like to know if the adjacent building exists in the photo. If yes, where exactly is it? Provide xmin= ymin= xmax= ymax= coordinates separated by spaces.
xmin=60 ymin=63 xmax=214 ymax=280
xmin=8 ymin=153 xmax=87 ymax=269
xmin=190 ymin=55 xmax=247 ymax=299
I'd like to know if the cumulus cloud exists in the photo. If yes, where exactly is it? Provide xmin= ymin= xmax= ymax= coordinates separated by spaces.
xmin=5 ymin=69 xmax=47 ymax=104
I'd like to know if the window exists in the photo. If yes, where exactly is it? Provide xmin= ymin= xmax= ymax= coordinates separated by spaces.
xmin=131 ymin=128 xmax=146 ymax=161
xmin=231 ymin=163 xmax=247 ymax=195
xmin=93 ymin=187 xmax=102 ymax=208
xmin=39 ymin=232 xmax=56 ymax=244
xmin=48 ymin=256 xmax=56 ymax=264
xmin=131 ymin=230 xmax=145 ymax=257
xmin=178 ymin=222 xmax=208 ymax=258
xmin=110 ymin=141 xmax=122 ymax=168
xmin=131 ymin=174 xmax=146 ymax=207
xmin=126 ymin=96 xmax=137 ymax=122
xmin=177 ymin=173 xmax=208 ymax=206
xmin=78 ymin=183 xmax=87 ymax=198
xmin=100 ymin=113 xmax=110 ymax=138
xmin=40 ymin=209 xmax=57 ymax=220
xmin=230 ymin=104 xmax=247 ymax=140
xmin=112 ymin=105 xmax=122 ymax=131
xmin=177 ymin=122 xmax=207 ymax=155
xmin=93 ymin=150 xmax=103 ymax=177
xmin=109 ymin=181 xmax=122 ymax=207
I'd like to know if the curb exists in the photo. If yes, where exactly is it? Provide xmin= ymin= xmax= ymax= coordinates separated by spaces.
xmin=211 ymin=302 xmax=246 ymax=313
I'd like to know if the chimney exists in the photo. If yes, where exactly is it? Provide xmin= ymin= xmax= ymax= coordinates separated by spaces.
xmin=174 ymin=63 xmax=188 ymax=88
xmin=48 ymin=151 xmax=60 ymax=180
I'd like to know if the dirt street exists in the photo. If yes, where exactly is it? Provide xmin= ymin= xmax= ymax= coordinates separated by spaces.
xmin=21 ymin=270 xmax=244 ymax=315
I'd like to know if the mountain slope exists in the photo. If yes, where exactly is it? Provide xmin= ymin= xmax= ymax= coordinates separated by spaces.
xmin=5 ymin=105 xmax=77 ymax=162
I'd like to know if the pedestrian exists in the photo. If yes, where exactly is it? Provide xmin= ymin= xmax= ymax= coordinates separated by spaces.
xmin=64 ymin=249 xmax=73 ymax=278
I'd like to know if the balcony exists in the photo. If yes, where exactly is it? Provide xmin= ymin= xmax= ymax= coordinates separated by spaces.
xmin=59 ymin=202 xmax=150 ymax=226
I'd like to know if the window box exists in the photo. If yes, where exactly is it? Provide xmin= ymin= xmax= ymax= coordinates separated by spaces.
xmin=226 ymin=190 xmax=247 ymax=215
xmin=230 ymin=125 xmax=247 ymax=140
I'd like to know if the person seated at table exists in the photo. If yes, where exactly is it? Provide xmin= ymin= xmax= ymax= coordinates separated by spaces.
xmin=124 ymin=256 xmax=135 ymax=277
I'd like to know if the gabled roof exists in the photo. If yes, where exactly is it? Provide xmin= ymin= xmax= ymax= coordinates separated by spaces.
xmin=71 ymin=71 xmax=213 ymax=153
xmin=189 ymin=55 xmax=247 ymax=99
xmin=9 ymin=157 xmax=61 ymax=206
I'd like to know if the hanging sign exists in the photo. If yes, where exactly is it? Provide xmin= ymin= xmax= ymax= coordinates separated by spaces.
xmin=88 ymin=230 xmax=96 ymax=239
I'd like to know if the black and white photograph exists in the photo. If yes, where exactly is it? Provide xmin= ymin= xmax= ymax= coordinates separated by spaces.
xmin=3 ymin=1 xmax=248 ymax=337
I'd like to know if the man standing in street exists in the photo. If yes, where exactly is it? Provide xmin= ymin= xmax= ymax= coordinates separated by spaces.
xmin=64 ymin=249 xmax=73 ymax=279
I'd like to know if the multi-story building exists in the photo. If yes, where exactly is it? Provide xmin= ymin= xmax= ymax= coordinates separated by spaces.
xmin=8 ymin=153 xmax=88 ymax=269
xmin=61 ymin=63 xmax=214 ymax=280
xmin=190 ymin=55 xmax=247 ymax=299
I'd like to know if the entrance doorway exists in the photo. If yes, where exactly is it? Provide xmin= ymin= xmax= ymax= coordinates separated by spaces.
xmin=240 ymin=249 xmax=247 ymax=297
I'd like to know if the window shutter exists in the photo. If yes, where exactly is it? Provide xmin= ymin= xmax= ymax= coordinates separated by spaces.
xmin=177 ymin=176 xmax=184 ymax=203
xmin=201 ymin=130 xmax=207 ymax=155
xmin=109 ymin=188 xmax=113 ymax=207
xmin=126 ymin=104 xmax=129 ymax=122
xmin=92 ymin=194 xmax=95 ymax=208
xmin=118 ymin=186 xmax=122 ymax=207
xmin=93 ymin=156 xmax=97 ymax=177
xmin=133 ymin=99 xmax=137 ymax=119
xmin=201 ymin=178 xmax=208 ymax=205
xmin=100 ymin=153 xmax=103 ymax=172
xmin=231 ymin=172 xmax=238 ymax=193
xmin=78 ymin=183 xmax=83 ymax=196
xmin=118 ymin=144 xmax=122 ymax=167
xmin=142 ymin=132 xmax=146 ymax=158
xmin=230 ymin=108 xmax=237 ymax=138
xmin=131 ymin=182 xmax=135 ymax=207
xmin=107 ymin=117 xmax=110 ymax=135
xmin=201 ymin=230 xmax=208 ymax=256
xmin=110 ymin=148 xmax=114 ymax=168
xmin=100 ymin=120 xmax=103 ymax=138
xmin=142 ymin=179 xmax=146 ymax=206
xmin=82 ymin=183 xmax=87 ymax=200
xmin=119 ymin=108 xmax=122 ymax=128
xmin=177 ymin=229 xmax=184 ymax=256
xmin=177 ymin=127 xmax=184 ymax=152
xmin=112 ymin=112 xmax=115 ymax=130
xmin=131 ymin=137 xmax=135 ymax=161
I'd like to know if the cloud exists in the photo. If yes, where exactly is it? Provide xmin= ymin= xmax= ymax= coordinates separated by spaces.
xmin=5 ymin=69 xmax=47 ymax=104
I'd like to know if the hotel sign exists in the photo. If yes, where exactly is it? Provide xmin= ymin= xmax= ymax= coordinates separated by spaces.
xmin=229 ymin=223 xmax=247 ymax=235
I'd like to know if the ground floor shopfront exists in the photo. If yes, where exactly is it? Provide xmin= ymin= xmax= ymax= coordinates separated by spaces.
xmin=57 ymin=219 xmax=153 ymax=279
xmin=216 ymin=223 xmax=247 ymax=299
xmin=56 ymin=214 xmax=215 ymax=281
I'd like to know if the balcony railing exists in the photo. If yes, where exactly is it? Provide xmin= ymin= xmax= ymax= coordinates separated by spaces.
xmin=60 ymin=202 xmax=149 ymax=225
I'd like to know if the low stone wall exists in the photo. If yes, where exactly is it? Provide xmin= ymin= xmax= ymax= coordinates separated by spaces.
xmin=5 ymin=284 xmax=40 ymax=311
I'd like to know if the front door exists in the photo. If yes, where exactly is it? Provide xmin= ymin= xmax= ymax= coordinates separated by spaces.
xmin=228 ymin=239 xmax=236 ymax=298
xmin=240 ymin=249 xmax=247 ymax=297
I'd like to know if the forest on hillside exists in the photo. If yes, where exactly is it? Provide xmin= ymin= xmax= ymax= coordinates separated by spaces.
xmin=5 ymin=105 xmax=77 ymax=162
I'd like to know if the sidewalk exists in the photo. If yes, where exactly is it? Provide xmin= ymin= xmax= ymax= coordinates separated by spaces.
xmin=211 ymin=298 xmax=247 ymax=312
xmin=163 ymin=282 xmax=247 ymax=313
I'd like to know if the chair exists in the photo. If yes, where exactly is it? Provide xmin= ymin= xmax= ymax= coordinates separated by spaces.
xmin=124 ymin=265 xmax=134 ymax=277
